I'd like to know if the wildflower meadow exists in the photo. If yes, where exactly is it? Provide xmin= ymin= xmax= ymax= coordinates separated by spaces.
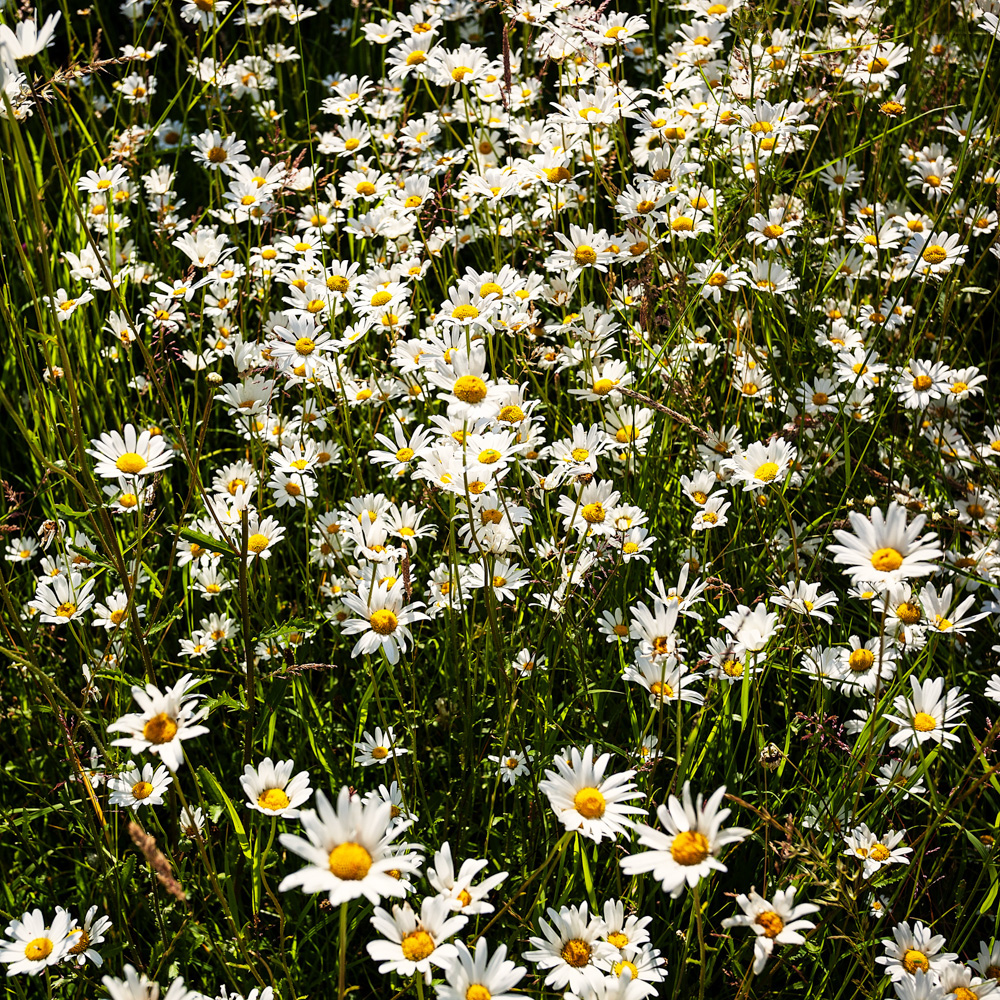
xmin=2 ymin=0 xmax=1000 ymax=998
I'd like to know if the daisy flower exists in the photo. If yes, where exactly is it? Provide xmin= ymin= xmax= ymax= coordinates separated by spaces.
xmin=56 ymin=906 xmax=112 ymax=967
xmin=108 ymin=760 xmax=173 ymax=808
xmin=366 ymin=896 xmax=466 ymax=984
xmin=875 ymin=921 xmax=957 ymax=981
xmin=883 ymin=675 xmax=969 ymax=749
xmin=488 ymin=747 xmax=533 ymax=785
xmin=241 ymin=758 xmax=313 ymax=818
xmin=427 ymin=842 xmax=507 ymax=915
xmin=107 ymin=673 xmax=209 ymax=771
xmin=28 ymin=573 xmax=96 ymax=624
xmin=722 ymin=885 xmax=819 ymax=974
xmin=0 ymin=909 xmax=72 ymax=976
xmin=546 ymin=224 xmax=615 ymax=274
xmin=842 ymin=823 xmax=912 ymax=879
xmin=435 ymin=938 xmax=526 ymax=1000
xmin=355 ymin=726 xmax=410 ymax=766
xmin=103 ymin=966 xmax=201 ymax=1000
xmin=620 ymin=784 xmax=751 ymax=897
xmin=87 ymin=423 xmax=174 ymax=481
xmin=538 ymin=745 xmax=645 ymax=843
xmin=523 ymin=902 xmax=617 ymax=994
xmin=278 ymin=786 xmax=420 ymax=905
xmin=341 ymin=581 xmax=428 ymax=665
xmin=722 ymin=439 xmax=797 ymax=491
xmin=829 ymin=502 xmax=942 ymax=587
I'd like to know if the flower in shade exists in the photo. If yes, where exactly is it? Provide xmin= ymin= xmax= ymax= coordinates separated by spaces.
xmin=829 ymin=502 xmax=942 ymax=587
xmin=103 ymin=965 xmax=201 ymax=1000
xmin=241 ymin=758 xmax=313 ymax=818
xmin=538 ymin=745 xmax=646 ymax=843
xmin=722 ymin=885 xmax=819 ymax=973
xmin=620 ymin=783 xmax=751 ymax=897
xmin=278 ymin=786 xmax=421 ymax=905
xmin=107 ymin=673 xmax=209 ymax=771
xmin=427 ymin=841 xmax=508 ymax=915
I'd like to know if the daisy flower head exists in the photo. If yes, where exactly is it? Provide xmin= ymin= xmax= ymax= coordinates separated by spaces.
xmin=842 ymin=823 xmax=912 ymax=879
xmin=538 ymin=745 xmax=645 ymax=843
xmin=547 ymin=224 xmax=615 ymax=275
xmin=241 ymin=758 xmax=313 ymax=818
xmin=341 ymin=581 xmax=428 ymax=665
xmin=366 ymin=895 xmax=466 ymax=984
xmin=278 ymin=786 xmax=420 ymax=905
xmin=56 ymin=906 xmax=112 ymax=968
xmin=875 ymin=920 xmax=957 ymax=981
xmin=524 ymin=902 xmax=617 ymax=994
xmin=355 ymin=726 xmax=410 ymax=766
xmin=436 ymin=938 xmax=526 ymax=1000
xmin=426 ymin=841 xmax=508 ymax=915
xmin=0 ymin=909 xmax=72 ymax=976
xmin=829 ymin=502 xmax=942 ymax=587
xmin=87 ymin=423 xmax=174 ymax=482
xmin=722 ymin=438 xmax=797 ymax=491
xmin=107 ymin=673 xmax=209 ymax=771
xmin=620 ymin=784 xmax=751 ymax=897
xmin=489 ymin=745 xmax=533 ymax=785
xmin=103 ymin=966 xmax=201 ymax=1000
xmin=722 ymin=885 xmax=819 ymax=974
xmin=883 ymin=675 xmax=969 ymax=750
xmin=108 ymin=760 xmax=174 ymax=808
xmin=28 ymin=572 xmax=96 ymax=624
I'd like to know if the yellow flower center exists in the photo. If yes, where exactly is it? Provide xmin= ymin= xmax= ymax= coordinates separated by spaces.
xmin=206 ymin=144 xmax=227 ymax=162
xmin=755 ymin=911 xmax=784 ymax=939
xmin=951 ymin=381 xmax=968 ymax=394
xmin=498 ymin=404 xmax=524 ymax=423
xmin=913 ymin=712 xmax=937 ymax=732
xmin=55 ymin=602 xmax=77 ymax=618
xmin=370 ymin=609 xmax=399 ymax=635
xmin=723 ymin=659 xmax=743 ymax=677
xmin=762 ymin=224 xmax=784 ymax=239
xmin=581 ymin=502 xmax=606 ymax=524
xmin=248 ymin=533 xmax=271 ymax=554
xmin=451 ymin=66 xmax=473 ymax=82
xmin=573 ymin=245 xmax=598 ymax=265
xmin=870 ymin=547 xmax=903 ymax=572
xmin=406 ymin=51 xmax=427 ymax=65
xmin=480 ymin=282 xmax=503 ymax=297
xmin=560 ymin=938 xmax=592 ymax=967
xmin=466 ymin=987 xmax=491 ymax=1000
xmin=573 ymin=786 xmax=606 ymax=819
xmin=452 ymin=304 xmax=480 ymax=320
xmin=848 ymin=648 xmax=874 ymax=672
xmin=754 ymin=461 xmax=780 ymax=482
xmin=912 ymin=375 xmax=933 ymax=391
xmin=370 ymin=291 xmax=392 ymax=307
xmin=295 ymin=337 xmax=316 ymax=356
xmin=132 ymin=781 xmax=154 ymax=800
xmin=329 ymin=842 xmax=373 ymax=880
xmin=258 ymin=787 xmax=291 ymax=811
xmin=750 ymin=120 xmax=773 ymax=134
xmin=896 ymin=601 xmax=921 ymax=624
xmin=395 ymin=447 xmax=415 ymax=463
xmin=869 ymin=842 xmax=891 ymax=861
xmin=922 ymin=244 xmax=947 ymax=265
xmin=328 ymin=275 xmax=350 ymax=293
xmin=613 ymin=959 xmax=639 ymax=978
xmin=67 ymin=929 xmax=90 ymax=955
xmin=880 ymin=100 xmax=904 ymax=115
xmin=401 ymin=929 xmax=436 ymax=961
xmin=903 ymin=949 xmax=930 ymax=974
xmin=116 ymin=452 xmax=148 ymax=475
xmin=593 ymin=378 xmax=616 ymax=396
xmin=24 ymin=938 xmax=53 ymax=962
xmin=454 ymin=375 xmax=488 ymax=403
xmin=143 ymin=713 xmax=178 ymax=744
xmin=478 ymin=448 xmax=502 ymax=464
xmin=671 ymin=829 xmax=710 ymax=865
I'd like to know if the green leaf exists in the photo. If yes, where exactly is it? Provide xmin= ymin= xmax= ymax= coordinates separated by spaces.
xmin=198 ymin=766 xmax=252 ymax=860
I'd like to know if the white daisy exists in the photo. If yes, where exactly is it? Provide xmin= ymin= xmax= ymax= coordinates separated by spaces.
xmin=241 ymin=758 xmax=313 ymax=818
xmin=538 ymin=745 xmax=646 ymax=843
xmin=722 ymin=885 xmax=819 ymax=974
xmin=366 ymin=896 xmax=466 ymax=984
xmin=0 ymin=909 xmax=72 ymax=976
xmin=620 ymin=784 xmax=751 ymax=897
xmin=108 ymin=761 xmax=173 ymax=808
